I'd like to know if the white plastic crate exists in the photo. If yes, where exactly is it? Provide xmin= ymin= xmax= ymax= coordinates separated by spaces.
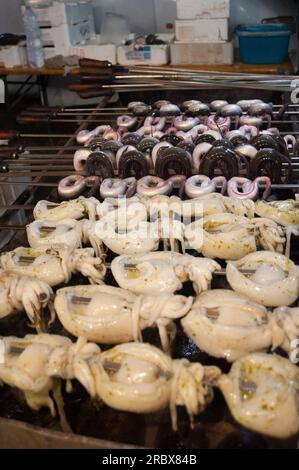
xmin=176 ymin=0 xmax=230 ymax=20
xmin=175 ymin=18 xmax=229 ymax=42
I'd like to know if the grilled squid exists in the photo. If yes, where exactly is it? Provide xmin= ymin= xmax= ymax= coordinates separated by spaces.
xmin=0 ymin=271 xmax=53 ymax=329
xmin=0 ymin=247 xmax=106 ymax=286
xmin=218 ymin=353 xmax=299 ymax=438
xmin=255 ymin=197 xmax=299 ymax=258
xmin=33 ymin=197 xmax=99 ymax=222
xmin=182 ymin=289 xmax=271 ymax=362
xmin=93 ymin=217 xmax=185 ymax=255
xmin=226 ymin=251 xmax=299 ymax=306
xmin=271 ymin=306 xmax=299 ymax=355
xmin=185 ymin=213 xmax=284 ymax=260
xmin=27 ymin=219 xmax=83 ymax=250
xmin=0 ymin=334 xmax=100 ymax=428
xmin=255 ymin=197 xmax=299 ymax=227
xmin=183 ymin=289 xmax=299 ymax=362
xmin=54 ymin=284 xmax=193 ymax=351
xmin=146 ymin=192 xmax=255 ymax=221
xmin=89 ymin=342 xmax=220 ymax=430
xmin=111 ymin=252 xmax=220 ymax=295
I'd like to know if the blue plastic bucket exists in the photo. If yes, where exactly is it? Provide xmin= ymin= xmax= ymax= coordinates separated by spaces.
xmin=236 ymin=24 xmax=291 ymax=64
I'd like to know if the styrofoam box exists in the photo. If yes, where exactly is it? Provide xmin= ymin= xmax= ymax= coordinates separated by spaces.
xmin=117 ymin=34 xmax=172 ymax=66
xmin=31 ymin=1 xmax=94 ymax=27
xmin=176 ymin=0 xmax=230 ymax=20
xmin=40 ymin=23 xmax=70 ymax=45
xmin=117 ymin=45 xmax=169 ymax=66
xmin=70 ymin=40 xmax=116 ymax=64
xmin=41 ymin=22 xmax=94 ymax=49
xmin=43 ymin=45 xmax=70 ymax=59
xmin=170 ymin=41 xmax=233 ymax=65
xmin=0 ymin=43 xmax=27 ymax=68
xmin=175 ymin=19 xmax=229 ymax=42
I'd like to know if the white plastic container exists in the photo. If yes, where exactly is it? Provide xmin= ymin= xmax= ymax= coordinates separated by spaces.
xmin=170 ymin=41 xmax=233 ymax=65
xmin=175 ymin=18 xmax=229 ymax=42
xmin=176 ymin=0 xmax=230 ymax=20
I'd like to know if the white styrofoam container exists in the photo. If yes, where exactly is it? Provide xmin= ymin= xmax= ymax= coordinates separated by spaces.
xmin=32 ymin=1 xmax=94 ymax=27
xmin=170 ymin=41 xmax=233 ymax=65
xmin=117 ymin=33 xmax=172 ymax=66
xmin=0 ymin=43 xmax=27 ymax=68
xmin=70 ymin=40 xmax=116 ymax=64
xmin=43 ymin=45 xmax=70 ymax=59
xmin=117 ymin=44 xmax=169 ymax=66
xmin=176 ymin=0 xmax=230 ymax=20
xmin=41 ymin=21 xmax=94 ymax=47
xmin=175 ymin=18 xmax=229 ymax=42
xmin=40 ymin=23 xmax=70 ymax=45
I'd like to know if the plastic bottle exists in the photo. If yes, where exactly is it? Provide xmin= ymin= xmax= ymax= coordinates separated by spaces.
xmin=22 ymin=4 xmax=45 ymax=68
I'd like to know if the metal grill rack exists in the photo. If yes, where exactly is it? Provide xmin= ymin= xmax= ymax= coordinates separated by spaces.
xmin=0 ymin=92 xmax=298 ymax=449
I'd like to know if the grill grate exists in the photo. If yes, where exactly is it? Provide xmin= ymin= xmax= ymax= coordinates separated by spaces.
xmin=0 ymin=94 xmax=298 ymax=449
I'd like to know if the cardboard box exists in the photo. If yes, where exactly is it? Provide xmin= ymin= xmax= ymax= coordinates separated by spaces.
xmin=176 ymin=0 xmax=230 ymax=20
xmin=175 ymin=18 xmax=229 ymax=42
xmin=170 ymin=41 xmax=233 ymax=65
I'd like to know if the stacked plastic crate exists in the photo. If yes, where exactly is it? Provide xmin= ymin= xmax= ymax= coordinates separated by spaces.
xmin=171 ymin=0 xmax=233 ymax=65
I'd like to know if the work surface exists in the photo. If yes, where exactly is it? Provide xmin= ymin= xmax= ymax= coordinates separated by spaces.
xmin=0 ymin=60 xmax=294 ymax=76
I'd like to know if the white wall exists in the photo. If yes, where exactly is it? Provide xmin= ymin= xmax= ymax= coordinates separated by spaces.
xmin=92 ymin=0 xmax=298 ymax=34
xmin=0 ymin=0 xmax=24 ymax=34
